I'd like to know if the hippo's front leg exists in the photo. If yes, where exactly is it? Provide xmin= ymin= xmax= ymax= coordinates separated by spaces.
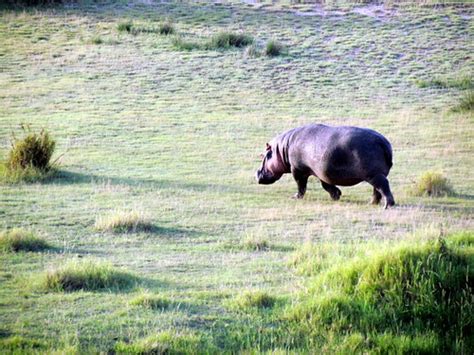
xmin=291 ymin=168 xmax=309 ymax=199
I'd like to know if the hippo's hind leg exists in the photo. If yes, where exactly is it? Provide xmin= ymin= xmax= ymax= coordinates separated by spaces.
xmin=291 ymin=168 xmax=309 ymax=199
xmin=371 ymin=188 xmax=382 ymax=205
xmin=321 ymin=181 xmax=342 ymax=201
xmin=368 ymin=174 xmax=395 ymax=209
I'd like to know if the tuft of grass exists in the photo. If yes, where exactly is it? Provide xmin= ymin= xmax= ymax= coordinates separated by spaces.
xmin=411 ymin=171 xmax=454 ymax=197
xmin=244 ymin=43 xmax=261 ymax=58
xmin=43 ymin=260 xmax=137 ymax=292
xmin=159 ymin=22 xmax=175 ymax=35
xmin=241 ymin=234 xmax=270 ymax=251
xmin=6 ymin=125 xmax=55 ymax=170
xmin=94 ymin=210 xmax=153 ymax=233
xmin=207 ymin=32 xmax=253 ymax=49
xmin=451 ymin=90 xmax=474 ymax=113
xmin=117 ymin=21 xmax=133 ymax=33
xmin=0 ymin=228 xmax=51 ymax=252
xmin=416 ymin=75 xmax=473 ymax=90
xmin=171 ymin=36 xmax=202 ymax=51
xmin=90 ymin=35 xmax=103 ymax=45
xmin=264 ymin=40 xmax=285 ymax=57
xmin=0 ymin=336 xmax=46 ymax=353
xmin=114 ymin=331 xmax=207 ymax=354
xmin=232 ymin=291 xmax=276 ymax=310
xmin=130 ymin=292 xmax=172 ymax=310
xmin=288 ymin=235 xmax=474 ymax=353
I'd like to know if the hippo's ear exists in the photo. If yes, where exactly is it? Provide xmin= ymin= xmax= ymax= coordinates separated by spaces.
xmin=266 ymin=143 xmax=271 ymax=151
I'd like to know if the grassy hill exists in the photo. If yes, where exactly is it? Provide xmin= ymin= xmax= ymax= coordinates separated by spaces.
xmin=0 ymin=1 xmax=472 ymax=353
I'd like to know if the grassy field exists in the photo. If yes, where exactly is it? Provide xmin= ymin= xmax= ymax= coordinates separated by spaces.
xmin=0 ymin=0 xmax=473 ymax=353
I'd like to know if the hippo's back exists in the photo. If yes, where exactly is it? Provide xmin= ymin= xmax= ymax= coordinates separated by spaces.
xmin=288 ymin=124 xmax=393 ymax=186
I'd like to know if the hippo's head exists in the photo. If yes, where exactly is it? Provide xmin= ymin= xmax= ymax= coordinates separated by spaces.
xmin=255 ymin=143 xmax=286 ymax=185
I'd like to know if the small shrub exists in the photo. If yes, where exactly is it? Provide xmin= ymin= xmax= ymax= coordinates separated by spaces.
xmin=43 ymin=260 xmax=137 ymax=292
xmin=114 ymin=331 xmax=205 ymax=354
xmin=451 ymin=90 xmax=474 ymax=113
xmin=94 ymin=210 xmax=153 ymax=233
xmin=233 ymin=291 xmax=276 ymax=309
xmin=117 ymin=21 xmax=133 ymax=33
xmin=159 ymin=22 xmax=175 ymax=35
xmin=411 ymin=171 xmax=453 ymax=197
xmin=264 ymin=40 xmax=285 ymax=57
xmin=207 ymin=32 xmax=253 ymax=49
xmin=171 ymin=36 xmax=202 ymax=51
xmin=7 ymin=126 xmax=55 ymax=171
xmin=130 ymin=293 xmax=171 ymax=310
xmin=0 ymin=228 xmax=51 ymax=252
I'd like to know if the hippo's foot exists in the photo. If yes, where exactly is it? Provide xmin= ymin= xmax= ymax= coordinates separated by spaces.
xmin=329 ymin=188 xmax=342 ymax=201
xmin=292 ymin=192 xmax=305 ymax=199
xmin=384 ymin=198 xmax=395 ymax=209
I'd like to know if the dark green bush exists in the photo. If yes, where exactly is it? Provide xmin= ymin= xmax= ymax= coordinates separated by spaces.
xmin=0 ymin=228 xmax=51 ymax=252
xmin=451 ymin=90 xmax=474 ymax=113
xmin=264 ymin=40 xmax=285 ymax=57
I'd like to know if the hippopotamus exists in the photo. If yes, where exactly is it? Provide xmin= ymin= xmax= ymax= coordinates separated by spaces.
xmin=255 ymin=124 xmax=395 ymax=208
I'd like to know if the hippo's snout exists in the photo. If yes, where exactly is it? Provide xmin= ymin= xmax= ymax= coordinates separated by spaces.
xmin=256 ymin=169 xmax=277 ymax=185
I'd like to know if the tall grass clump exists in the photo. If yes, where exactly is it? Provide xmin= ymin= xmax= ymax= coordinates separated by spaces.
xmin=94 ymin=210 xmax=153 ymax=233
xmin=264 ymin=40 xmax=285 ymax=57
xmin=411 ymin=171 xmax=453 ymax=197
xmin=117 ymin=21 xmax=133 ymax=33
xmin=159 ymin=22 xmax=175 ymax=35
xmin=451 ymin=90 xmax=474 ymax=113
xmin=0 ymin=228 xmax=51 ymax=252
xmin=130 ymin=292 xmax=172 ymax=310
xmin=289 ymin=233 xmax=474 ymax=353
xmin=232 ymin=291 xmax=276 ymax=310
xmin=416 ymin=75 xmax=473 ymax=90
xmin=171 ymin=36 xmax=202 ymax=51
xmin=207 ymin=32 xmax=253 ymax=49
xmin=114 ymin=331 xmax=210 ymax=354
xmin=2 ymin=126 xmax=56 ymax=183
xmin=43 ymin=260 xmax=137 ymax=292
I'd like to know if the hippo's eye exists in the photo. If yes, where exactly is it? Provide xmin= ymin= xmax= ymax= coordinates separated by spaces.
xmin=266 ymin=151 xmax=272 ymax=160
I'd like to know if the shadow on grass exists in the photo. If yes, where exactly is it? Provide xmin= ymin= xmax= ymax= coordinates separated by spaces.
xmin=46 ymin=170 xmax=239 ymax=193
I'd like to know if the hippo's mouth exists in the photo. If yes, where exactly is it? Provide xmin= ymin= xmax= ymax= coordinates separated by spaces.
xmin=256 ymin=170 xmax=278 ymax=185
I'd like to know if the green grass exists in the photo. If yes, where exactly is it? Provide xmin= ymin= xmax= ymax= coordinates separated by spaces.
xmin=231 ymin=290 xmax=277 ymax=310
xmin=288 ymin=233 xmax=474 ymax=353
xmin=416 ymin=75 xmax=473 ymax=90
xmin=43 ymin=260 xmax=138 ymax=292
xmin=0 ymin=0 xmax=473 ymax=353
xmin=0 ymin=228 xmax=51 ymax=252
xmin=130 ymin=292 xmax=172 ymax=310
xmin=207 ymin=32 xmax=254 ymax=49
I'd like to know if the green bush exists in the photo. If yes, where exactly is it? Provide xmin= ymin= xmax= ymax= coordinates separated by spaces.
xmin=289 ymin=234 xmax=474 ymax=353
xmin=94 ymin=210 xmax=153 ymax=233
xmin=0 ymin=228 xmax=51 ymax=252
xmin=411 ymin=171 xmax=453 ymax=197
xmin=43 ymin=260 xmax=137 ymax=292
